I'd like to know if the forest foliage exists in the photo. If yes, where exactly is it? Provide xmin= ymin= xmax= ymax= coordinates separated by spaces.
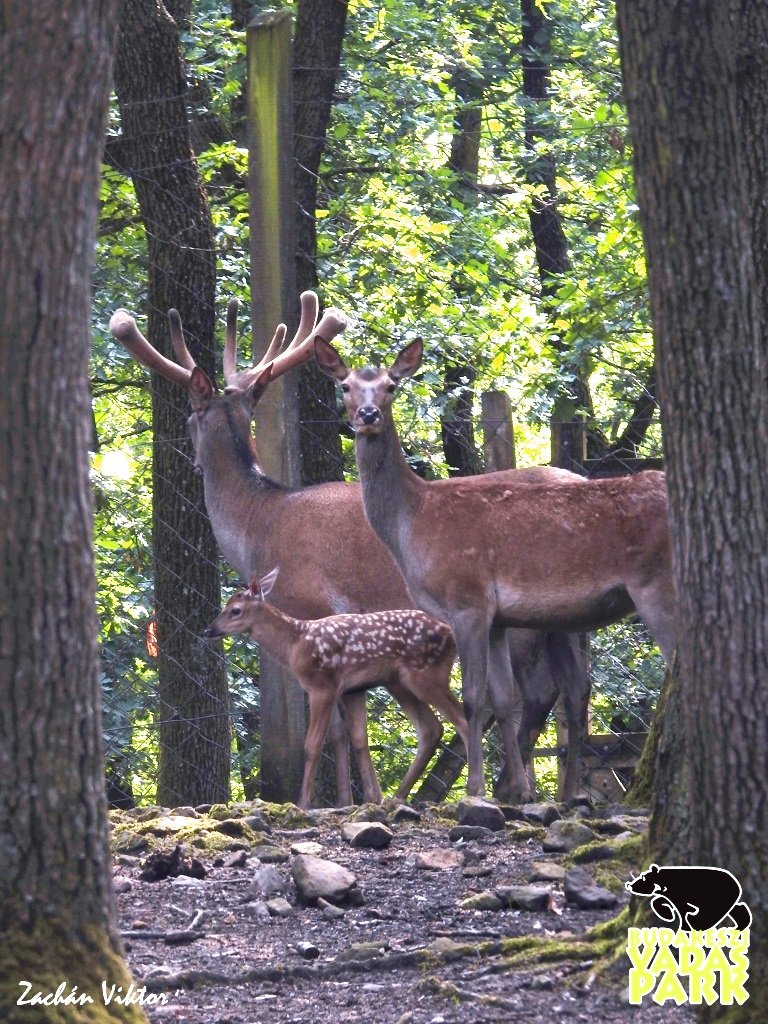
xmin=92 ymin=0 xmax=663 ymax=804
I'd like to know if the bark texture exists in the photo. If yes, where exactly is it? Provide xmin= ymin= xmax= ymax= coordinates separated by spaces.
xmin=521 ymin=0 xmax=590 ymax=421
xmin=0 ymin=3 xmax=146 ymax=1018
xmin=618 ymin=1 xmax=768 ymax=1017
xmin=113 ymin=0 xmax=230 ymax=806
xmin=293 ymin=0 xmax=349 ymax=485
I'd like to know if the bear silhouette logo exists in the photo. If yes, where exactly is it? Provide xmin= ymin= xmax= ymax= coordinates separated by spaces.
xmin=626 ymin=864 xmax=751 ymax=931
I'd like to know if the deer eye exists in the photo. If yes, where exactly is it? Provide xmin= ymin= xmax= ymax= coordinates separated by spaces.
xmin=386 ymin=383 xmax=396 ymax=393
xmin=230 ymin=607 xmax=242 ymax=617
xmin=341 ymin=383 xmax=350 ymax=393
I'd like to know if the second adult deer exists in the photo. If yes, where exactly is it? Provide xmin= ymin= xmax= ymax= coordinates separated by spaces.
xmin=316 ymin=337 xmax=677 ymax=802
xmin=205 ymin=568 xmax=469 ymax=809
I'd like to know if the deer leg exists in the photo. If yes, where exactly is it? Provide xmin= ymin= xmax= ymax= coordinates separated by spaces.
xmin=341 ymin=689 xmax=383 ymax=804
xmin=299 ymin=686 xmax=337 ymax=810
xmin=545 ymin=632 xmax=590 ymax=802
xmin=504 ymin=629 xmax=553 ymax=794
xmin=488 ymin=626 xmax=531 ymax=803
xmin=630 ymin=583 xmax=678 ymax=665
xmin=451 ymin=610 xmax=492 ymax=797
xmin=387 ymin=678 xmax=443 ymax=801
xmin=327 ymin=703 xmax=353 ymax=807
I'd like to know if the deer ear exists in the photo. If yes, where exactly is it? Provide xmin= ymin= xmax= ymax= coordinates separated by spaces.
xmin=258 ymin=566 xmax=280 ymax=598
xmin=314 ymin=337 xmax=349 ymax=381
xmin=245 ymin=363 xmax=274 ymax=409
xmin=390 ymin=338 xmax=423 ymax=382
xmin=189 ymin=366 xmax=215 ymax=408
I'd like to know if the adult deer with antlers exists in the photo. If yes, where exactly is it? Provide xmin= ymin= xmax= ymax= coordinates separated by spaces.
xmin=111 ymin=294 xmax=462 ymax=805
xmin=110 ymin=294 xmax=588 ymax=804
xmin=205 ymin=568 xmax=469 ymax=809
xmin=315 ymin=337 xmax=677 ymax=802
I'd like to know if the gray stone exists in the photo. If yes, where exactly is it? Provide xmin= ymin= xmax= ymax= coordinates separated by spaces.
xmin=113 ymin=831 xmax=149 ymax=854
xmin=521 ymin=802 xmax=562 ymax=827
xmin=253 ymin=864 xmax=286 ymax=896
xmin=449 ymin=825 xmax=493 ymax=842
xmin=244 ymin=900 xmax=272 ymax=922
xmin=457 ymin=797 xmax=505 ymax=832
xmin=460 ymin=891 xmax=503 ymax=912
xmin=265 ymin=897 xmax=292 ymax=918
xmin=529 ymin=861 xmax=566 ymax=883
xmin=213 ymin=818 xmax=250 ymax=838
xmin=391 ymin=805 xmax=421 ymax=824
xmin=462 ymin=865 xmax=493 ymax=879
xmin=222 ymin=849 xmax=248 ymax=868
xmin=290 ymin=840 xmax=324 ymax=857
xmin=414 ymin=848 xmax=465 ymax=871
xmin=291 ymin=854 xmax=358 ymax=905
xmin=542 ymin=819 xmax=595 ymax=853
xmin=242 ymin=813 xmax=272 ymax=833
xmin=113 ymin=879 xmax=132 ymax=894
xmin=318 ymin=897 xmax=345 ymax=920
xmin=334 ymin=941 xmax=388 ymax=964
xmin=341 ymin=821 xmax=393 ymax=849
xmin=252 ymin=845 xmax=289 ymax=863
xmin=571 ymin=843 xmax=617 ymax=864
xmin=169 ymin=806 xmax=199 ymax=818
xmin=350 ymin=803 xmax=390 ymax=824
xmin=496 ymin=884 xmax=553 ymax=912
xmin=564 ymin=867 xmax=619 ymax=909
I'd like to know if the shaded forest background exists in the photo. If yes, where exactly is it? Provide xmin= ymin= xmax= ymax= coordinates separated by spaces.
xmin=92 ymin=0 xmax=664 ymax=806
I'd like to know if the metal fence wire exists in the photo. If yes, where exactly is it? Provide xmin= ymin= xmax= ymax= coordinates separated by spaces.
xmin=93 ymin=15 xmax=665 ymax=810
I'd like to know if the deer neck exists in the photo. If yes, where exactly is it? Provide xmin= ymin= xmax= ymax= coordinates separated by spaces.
xmin=354 ymin=413 xmax=423 ymax=567
xmin=197 ymin=416 xmax=288 ymax=580
xmin=245 ymin=602 xmax=304 ymax=669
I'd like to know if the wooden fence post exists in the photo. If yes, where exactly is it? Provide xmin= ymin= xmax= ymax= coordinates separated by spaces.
xmin=247 ymin=10 xmax=306 ymax=802
xmin=481 ymin=391 xmax=516 ymax=472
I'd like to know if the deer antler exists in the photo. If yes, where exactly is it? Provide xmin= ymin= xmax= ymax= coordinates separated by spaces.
xmin=109 ymin=309 xmax=192 ymax=388
xmin=228 ymin=291 xmax=347 ymax=389
xmin=110 ymin=291 xmax=347 ymax=394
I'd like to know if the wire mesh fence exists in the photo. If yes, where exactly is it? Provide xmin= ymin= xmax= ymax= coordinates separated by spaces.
xmin=93 ymin=4 xmax=664 ymax=810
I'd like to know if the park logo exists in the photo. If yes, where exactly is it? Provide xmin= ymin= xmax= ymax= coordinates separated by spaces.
xmin=625 ymin=864 xmax=751 ymax=1007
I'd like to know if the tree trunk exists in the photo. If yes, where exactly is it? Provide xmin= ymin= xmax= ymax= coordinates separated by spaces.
xmin=0 ymin=3 xmax=147 ymax=1019
xmin=520 ymin=0 xmax=596 ymax=436
xmin=113 ymin=0 xmax=231 ymax=807
xmin=618 ymin=1 xmax=768 ymax=1017
xmin=293 ymin=0 xmax=349 ymax=486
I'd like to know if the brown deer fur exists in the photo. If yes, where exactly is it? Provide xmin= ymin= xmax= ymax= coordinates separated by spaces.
xmin=205 ymin=568 xmax=469 ymax=808
xmin=315 ymin=336 xmax=677 ymax=802
xmin=110 ymin=295 xmax=589 ymax=805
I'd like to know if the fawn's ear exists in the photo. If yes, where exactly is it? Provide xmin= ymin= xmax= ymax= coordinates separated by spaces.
xmin=389 ymin=338 xmax=423 ymax=382
xmin=257 ymin=566 xmax=280 ymax=598
xmin=314 ymin=337 xmax=349 ymax=381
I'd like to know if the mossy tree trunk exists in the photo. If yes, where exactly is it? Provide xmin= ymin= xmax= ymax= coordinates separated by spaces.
xmin=617 ymin=1 xmax=768 ymax=1018
xmin=113 ymin=0 xmax=231 ymax=806
xmin=0 ymin=3 xmax=147 ymax=1021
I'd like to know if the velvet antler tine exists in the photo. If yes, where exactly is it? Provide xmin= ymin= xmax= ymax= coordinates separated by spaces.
xmin=109 ymin=309 xmax=192 ymax=388
xmin=168 ymin=309 xmax=197 ymax=372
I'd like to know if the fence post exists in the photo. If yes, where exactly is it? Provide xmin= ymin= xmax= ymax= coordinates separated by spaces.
xmin=481 ymin=391 xmax=516 ymax=472
xmin=247 ymin=10 xmax=306 ymax=803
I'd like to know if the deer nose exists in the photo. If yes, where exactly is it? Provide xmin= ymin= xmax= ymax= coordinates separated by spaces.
xmin=358 ymin=405 xmax=381 ymax=425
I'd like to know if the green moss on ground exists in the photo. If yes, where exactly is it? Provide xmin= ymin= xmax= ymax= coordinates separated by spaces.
xmin=0 ymin=920 xmax=150 ymax=1024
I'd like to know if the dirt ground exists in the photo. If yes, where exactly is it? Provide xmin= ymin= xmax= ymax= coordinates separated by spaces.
xmin=113 ymin=801 xmax=698 ymax=1024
